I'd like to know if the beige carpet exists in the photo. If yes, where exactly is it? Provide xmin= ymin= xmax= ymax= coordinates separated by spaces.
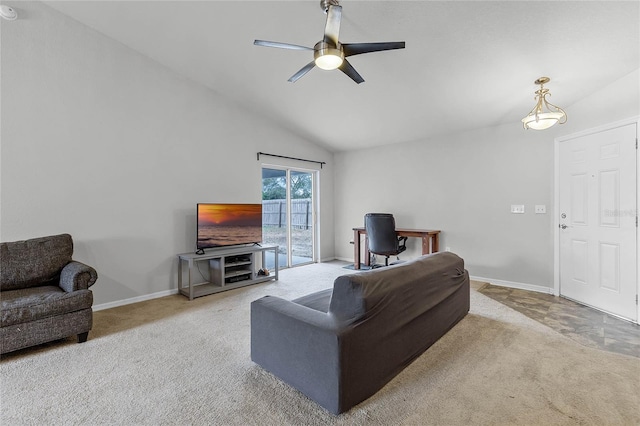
xmin=2 ymin=262 xmax=639 ymax=425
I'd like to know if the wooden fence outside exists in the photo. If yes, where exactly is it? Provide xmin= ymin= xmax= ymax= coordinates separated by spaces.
xmin=263 ymin=199 xmax=312 ymax=229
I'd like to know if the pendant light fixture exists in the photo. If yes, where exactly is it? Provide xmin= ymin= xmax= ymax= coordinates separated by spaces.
xmin=521 ymin=77 xmax=567 ymax=130
xmin=0 ymin=5 xmax=18 ymax=20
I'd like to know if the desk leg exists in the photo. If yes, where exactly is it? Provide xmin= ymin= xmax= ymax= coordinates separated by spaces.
xmin=353 ymin=230 xmax=360 ymax=270
xmin=421 ymin=234 xmax=440 ymax=255
xmin=364 ymin=237 xmax=370 ymax=267
xmin=421 ymin=236 xmax=430 ymax=255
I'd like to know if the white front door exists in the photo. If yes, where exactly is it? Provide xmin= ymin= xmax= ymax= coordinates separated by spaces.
xmin=558 ymin=123 xmax=637 ymax=321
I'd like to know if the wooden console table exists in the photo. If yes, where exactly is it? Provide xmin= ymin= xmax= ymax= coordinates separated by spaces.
xmin=352 ymin=227 xmax=441 ymax=270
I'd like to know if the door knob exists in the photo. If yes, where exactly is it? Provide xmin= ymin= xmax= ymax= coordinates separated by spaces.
xmin=560 ymin=224 xmax=568 ymax=229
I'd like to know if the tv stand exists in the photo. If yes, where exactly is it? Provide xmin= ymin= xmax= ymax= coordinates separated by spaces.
xmin=177 ymin=245 xmax=278 ymax=300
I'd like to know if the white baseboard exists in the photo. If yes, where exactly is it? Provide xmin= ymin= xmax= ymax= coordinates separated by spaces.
xmin=337 ymin=258 xmax=554 ymax=294
xmin=93 ymin=289 xmax=179 ymax=311
xmin=471 ymin=275 xmax=553 ymax=294
xmin=93 ymin=268 xmax=552 ymax=312
xmin=95 ymin=259 xmax=340 ymax=311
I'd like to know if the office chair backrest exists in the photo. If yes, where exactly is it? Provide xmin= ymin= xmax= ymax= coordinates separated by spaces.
xmin=364 ymin=213 xmax=399 ymax=256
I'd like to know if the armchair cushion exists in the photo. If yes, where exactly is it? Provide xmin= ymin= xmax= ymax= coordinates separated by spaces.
xmin=0 ymin=234 xmax=73 ymax=291
xmin=1 ymin=286 xmax=93 ymax=328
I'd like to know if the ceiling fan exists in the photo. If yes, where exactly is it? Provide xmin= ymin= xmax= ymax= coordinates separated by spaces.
xmin=254 ymin=0 xmax=405 ymax=84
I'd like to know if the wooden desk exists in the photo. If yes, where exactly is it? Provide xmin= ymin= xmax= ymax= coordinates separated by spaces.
xmin=352 ymin=227 xmax=441 ymax=270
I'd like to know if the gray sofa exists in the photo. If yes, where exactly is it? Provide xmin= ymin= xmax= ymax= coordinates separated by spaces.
xmin=1 ymin=234 xmax=98 ymax=355
xmin=251 ymin=251 xmax=470 ymax=414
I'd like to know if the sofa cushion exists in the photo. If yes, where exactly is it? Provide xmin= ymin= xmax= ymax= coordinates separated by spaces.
xmin=1 ymin=286 xmax=93 ymax=327
xmin=292 ymin=288 xmax=332 ymax=313
xmin=329 ymin=252 xmax=466 ymax=322
xmin=0 ymin=234 xmax=73 ymax=291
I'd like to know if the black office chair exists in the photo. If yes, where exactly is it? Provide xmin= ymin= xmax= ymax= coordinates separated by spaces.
xmin=364 ymin=213 xmax=408 ymax=267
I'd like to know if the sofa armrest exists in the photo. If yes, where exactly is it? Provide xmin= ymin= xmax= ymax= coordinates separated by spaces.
xmin=251 ymin=295 xmax=347 ymax=414
xmin=60 ymin=261 xmax=98 ymax=292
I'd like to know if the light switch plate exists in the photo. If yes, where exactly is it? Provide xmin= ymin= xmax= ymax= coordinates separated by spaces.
xmin=511 ymin=205 xmax=525 ymax=214
xmin=535 ymin=205 xmax=546 ymax=214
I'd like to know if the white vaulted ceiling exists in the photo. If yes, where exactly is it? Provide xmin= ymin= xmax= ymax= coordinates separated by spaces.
xmin=44 ymin=0 xmax=639 ymax=152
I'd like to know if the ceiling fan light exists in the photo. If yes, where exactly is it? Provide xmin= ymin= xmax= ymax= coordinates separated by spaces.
xmin=315 ymin=54 xmax=343 ymax=70
xmin=314 ymin=41 xmax=344 ymax=70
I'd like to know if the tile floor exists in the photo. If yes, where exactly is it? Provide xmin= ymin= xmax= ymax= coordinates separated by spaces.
xmin=476 ymin=283 xmax=640 ymax=358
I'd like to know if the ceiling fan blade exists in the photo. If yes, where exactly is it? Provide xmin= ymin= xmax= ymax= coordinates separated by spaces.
xmin=339 ymin=59 xmax=364 ymax=84
xmin=254 ymin=40 xmax=313 ymax=51
xmin=323 ymin=5 xmax=342 ymax=46
xmin=288 ymin=61 xmax=316 ymax=83
xmin=343 ymin=42 xmax=406 ymax=57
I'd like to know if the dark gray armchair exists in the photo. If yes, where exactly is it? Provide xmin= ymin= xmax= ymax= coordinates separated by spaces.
xmin=1 ymin=234 xmax=98 ymax=354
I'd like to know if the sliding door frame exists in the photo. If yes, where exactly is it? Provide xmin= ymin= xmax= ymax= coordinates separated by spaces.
xmin=261 ymin=164 xmax=319 ymax=268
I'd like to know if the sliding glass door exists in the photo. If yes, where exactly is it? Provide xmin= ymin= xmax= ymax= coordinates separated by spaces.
xmin=262 ymin=168 xmax=288 ymax=268
xmin=262 ymin=167 xmax=315 ymax=268
xmin=289 ymin=170 xmax=314 ymax=266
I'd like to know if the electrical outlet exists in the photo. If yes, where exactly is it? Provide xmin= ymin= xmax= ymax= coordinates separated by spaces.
xmin=535 ymin=205 xmax=546 ymax=214
xmin=511 ymin=205 xmax=525 ymax=214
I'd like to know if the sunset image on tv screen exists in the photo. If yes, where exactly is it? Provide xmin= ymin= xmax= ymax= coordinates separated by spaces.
xmin=197 ymin=204 xmax=262 ymax=248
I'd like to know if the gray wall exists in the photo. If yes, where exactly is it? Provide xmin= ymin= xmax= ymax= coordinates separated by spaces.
xmin=334 ymin=69 xmax=639 ymax=290
xmin=0 ymin=2 xmax=334 ymax=306
xmin=2 ymin=2 xmax=637 ymax=305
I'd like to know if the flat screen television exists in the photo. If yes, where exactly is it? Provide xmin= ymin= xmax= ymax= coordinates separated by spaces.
xmin=196 ymin=203 xmax=262 ymax=251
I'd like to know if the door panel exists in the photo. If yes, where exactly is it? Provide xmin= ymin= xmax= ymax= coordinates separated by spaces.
xmin=262 ymin=168 xmax=288 ymax=268
xmin=289 ymin=170 xmax=314 ymax=266
xmin=599 ymin=242 xmax=619 ymax=292
xmin=571 ymin=239 xmax=588 ymax=284
xmin=558 ymin=123 xmax=637 ymax=321
xmin=570 ymin=174 xmax=588 ymax=225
